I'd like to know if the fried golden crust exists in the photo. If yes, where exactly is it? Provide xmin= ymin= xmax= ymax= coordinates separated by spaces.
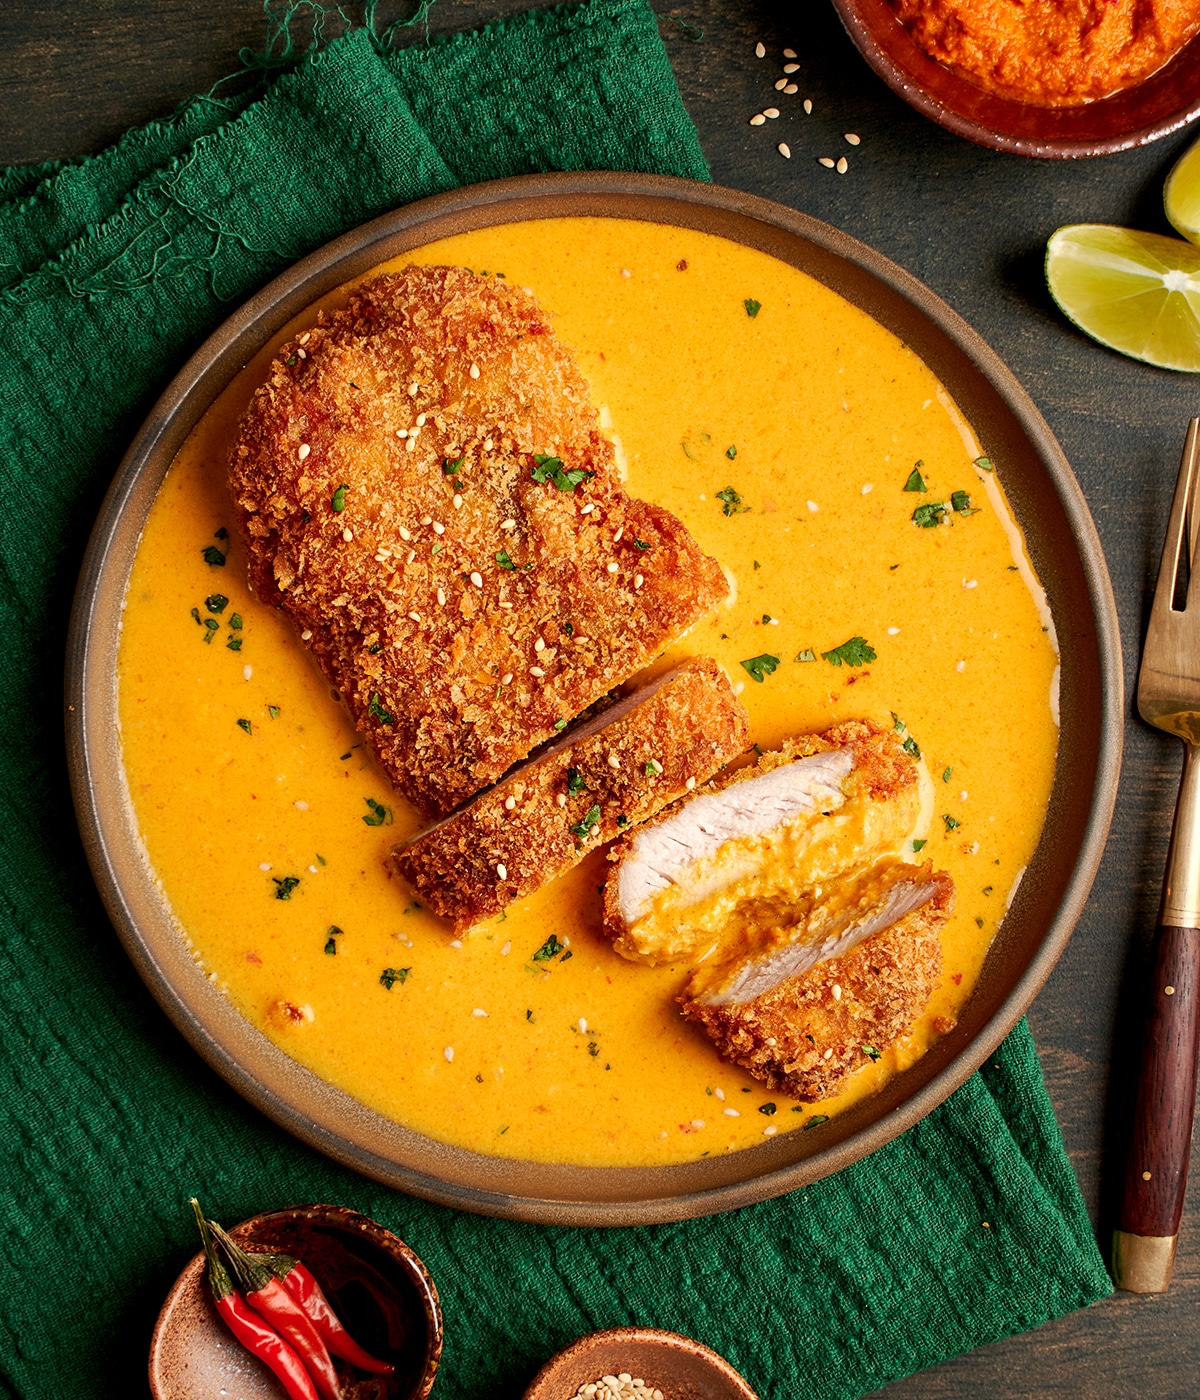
xmin=391 ymin=657 xmax=749 ymax=934
xmin=600 ymin=717 xmax=915 ymax=942
xmin=679 ymin=871 xmax=953 ymax=1101
xmin=229 ymin=266 xmax=728 ymax=816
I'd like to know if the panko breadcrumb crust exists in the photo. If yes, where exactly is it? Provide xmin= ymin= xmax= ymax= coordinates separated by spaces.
xmin=229 ymin=266 xmax=729 ymax=816
xmin=600 ymin=717 xmax=918 ymax=946
xmin=679 ymin=871 xmax=953 ymax=1101
xmin=391 ymin=657 xmax=749 ymax=934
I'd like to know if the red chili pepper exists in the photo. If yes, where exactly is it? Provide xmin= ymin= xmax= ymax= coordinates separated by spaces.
xmin=212 ymin=1222 xmax=343 ymax=1400
xmin=191 ymin=1200 xmax=318 ymax=1400
xmin=272 ymin=1256 xmax=394 ymax=1374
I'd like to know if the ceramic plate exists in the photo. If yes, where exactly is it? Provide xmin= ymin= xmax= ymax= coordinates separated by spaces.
xmin=66 ymin=172 xmax=1122 ymax=1225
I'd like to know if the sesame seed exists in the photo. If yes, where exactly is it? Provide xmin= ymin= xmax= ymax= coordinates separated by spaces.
xmin=960 ymin=790 xmax=969 ymax=801
xmin=556 ymin=793 xmax=567 ymax=807
xmin=399 ymin=526 xmax=411 ymax=541
xmin=243 ymin=665 xmax=252 ymax=680
xmin=614 ymin=527 xmax=624 ymax=543
xmin=803 ymin=98 xmax=813 ymax=113
xmin=501 ymin=518 xmax=516 ymax=530
xmin=887 ymin=626 xmax=900 ymax=635
xmin=1166 ymin=985 xmax=1176 ymax=995
xmin=620 ymin=268 xmax=631 ymax=278
xmin=295 ymin=800 xmax=308 ymax=811
xmin=416 ymin=413 xmax=426 ymax=427
xmin=501 ymin=941 xmax=512 ymax=956
xmin=784 ymin=83 xmax=798 ymax=94
xmin=499 ymin=600 xmax=512 ymax=610
xmin=301 ymin=629 xmax=313 ymax=641
xmin=733 ymin=681 xmax=744 ymax=695
xmin=836 ymin=156 xmax=848 ymax=174
xmin=832 ymin=984 xmax=842 ymax=1000
xmin=444 ymin=1046 xmax=454 ymax=1062
xmin=298 ymin=443 xmax=310 ymax=460
xmin=823 ymin=1047 xmax=834 ymax=1060
xmin=784 ymin=63 xmax=800 ymax=72
xmin=763 ymin=1125 xmax=777 ymax=1136
xmin=724 ymin=1106 xmax=741 ymax=1117
xmin=784 ymin=47 xmax=797 ymax=56
xmin=453 ymin=494 xmax=463 ymax=509
xmin=714 ymin=1086 xmax=725 ymax=1100
xmin=755 ymin=40 xmax=766 ymax=57
xmin=606 ymin=561 xmax=619 ymax=574
xmin=484 ymin=438 xmax=494 ymax=450
xmin=581 ymin=503 xmax=595 ymax=515
xmin=473 ymin=1008 xmax=488 ymax=1017
xmin=470 ymin=571 xmax=483 ymax=588
xmin=764 ymin=107 xmax=780 ymax=118
xmin=529 ymin=666 xmax=545 ymax=677
xmin=408 ymin=611 xmax=421 ymax=622
xmin=308 ymin=864 xmax=318 ymax=874
xmin=299 ymin=332 xmax=311 ymax=344
xmin=296 ymin=348 xmax=306 ymax=359
xmin=501 ymin=672 xmax=513 ymax=685
xmin=405 ymin=550 xmax=415 ymax=564
xmin=432 ymin=522 xmax=445 ymax=535
xmin=409 ymin=382 xmax=419 ymax=396
xmin=496 ymin=864 xmax=507 ymax=880
xmin=807 ymin=500 xmax=819 ymax=512
xmin=766 ymin=1037 xmax=777 ymax=1046
xmin=396 ymin=428 xmax=408 ymax=439
xmin=420 ymin=515 xmax=433 ymax=526
xmin=774 ymin=79 xmax=787 ymax=91
xmin=437 ymin=588 xmax=446 ymax=605
xmin=845 ymin=132 xmax=861 ymax=145
xmin=862 ymin=483 xmax=874 ymax=494
xmin=259 ymin=862 xmax=271 ymax=871
xmin=607 ymin=754 xmax=621 ymax=770
xmin=505 ymin=796 xmax=517 ymax=810
xmin=647 ymin=758 xmax=663 ymax=774
xmin=956 ymin=659 xmax=966 ymax=672
xmin=691 ymin=1119 xmax=706 ymax=1129
xmin=374 ymin=553 xmax=388 ymax=563
xmin=342 ymin=527 xmax=354 ymax=542
xmin=778 ymin=143 xmax=791 ymax=158
xmin=634 ymin=574 xmax=644 ymax=589
xmin=406 ymin=436 xmax=416 ymax=453
xmin=750 ymin=113 xmax=766 ymax=126
xmin=579 ymin=1017 xmax=588 ymax=1032
xmin=469 ymin=364 xmax=480 ymax=379
xmin=535 ymin=637 xmax=545 ymax=652
xmin=685 ymin=777 xmax=696 ymax=790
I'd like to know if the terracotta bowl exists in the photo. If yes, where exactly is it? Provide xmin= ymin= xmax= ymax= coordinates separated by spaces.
xmin=149 ymin=1204 xmax=442 ymax=1400
xmin=831 ymin=0 xmax=1200 ymax=157
xmin=522 ymin=1328 xmax=758 ymax=1400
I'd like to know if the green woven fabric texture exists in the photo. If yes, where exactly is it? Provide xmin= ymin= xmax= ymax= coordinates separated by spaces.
xmin=0 ymin=2 xmax=1109 ymax=1396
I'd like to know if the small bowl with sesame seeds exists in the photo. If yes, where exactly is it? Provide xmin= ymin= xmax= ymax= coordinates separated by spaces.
xmin=522 ymin=1327 xmax=758 ymax=1400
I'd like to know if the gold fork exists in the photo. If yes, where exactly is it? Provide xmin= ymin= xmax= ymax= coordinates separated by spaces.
xmin=1116 ymin=417 xmax=1200 ymax=1292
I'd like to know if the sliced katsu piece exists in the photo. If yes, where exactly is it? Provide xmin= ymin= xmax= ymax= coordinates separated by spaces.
xmin=603 ymin=718 xmax=932 ymax=966
xmin=391 ymin=657 xmax=749 ymax=935
xmin=229 ymin=266 xmax=729 ymax=817
xmin=679 ymin=867 xmax=952 ymax=1100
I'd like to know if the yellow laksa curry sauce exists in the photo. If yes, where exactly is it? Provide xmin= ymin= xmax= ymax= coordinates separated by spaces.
xmin=119 ymin=219 xmax=1058 ymax=1167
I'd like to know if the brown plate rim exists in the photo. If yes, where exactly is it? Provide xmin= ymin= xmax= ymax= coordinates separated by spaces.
xmin=65 ymin=170 xmax=1123 ymax=1226
xmin=829 ymin=0 xmax=1200 ymax=158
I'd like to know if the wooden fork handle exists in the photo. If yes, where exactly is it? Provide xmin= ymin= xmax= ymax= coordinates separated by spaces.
xmin=1114 ymin=923 xmax=1200 ymax=1291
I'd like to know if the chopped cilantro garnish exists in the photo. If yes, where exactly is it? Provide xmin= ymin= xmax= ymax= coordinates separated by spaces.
xmin=226 ymin=637 xmax=243 ymax=651
xmin=202 ymin=545 xmax=226 ymax=567
xmin=569 ymin=804 xmax=602 ymax=841
xmin=903 ymin=466 xmax=927 ymax=493
xmin=943 ymin=813 xmax=960 ymax=831
xmin=726 ymin=445 xmax=737 ymax=459
xmin=432 ymin=542 xmax=443 ymax=555
xmin=236 ymin=718 xmax=252 ymax=734
xmin=762 ymin=613 xmax=772 ymax=625
xmin=331 ymin=483 xmax=349 ymax=513
xmin=214 ymin=528 xmax=228 ymax=540
xmin=862 ymin=1045 xmax=882 ymax=1061
xmin=531 ymin=453 xmax=593 ymax=492
xmin=794 ymin=648 xmax=816 ymax=663
xmin=821 ymin=636 xmax=876 ymax=667
xmin=379 ymin=966 xmax=410 ymax=989
xmin=716 ymin=486 xmax=749 ymax=517
xmin=943 ymin=767 xmax=953 ymax=782
xmin=744 ymin=298 xmax=762 ymax=318
xmin=902 ymin=735 xmax=921 ymax=759
xmin=324 ymin=933 xmax=337 ymax=955
xmin=912 ymin=501 xmax=947 ymax=529
xmin=532 ymin=934 xmax=565 ymax=962
xmin=616 ymin=814 xmax=629 ymax=828
xmin=287 ymin=355 xmax=297 ymax=366
xmin=803 ymin=1114 xmax=830 ymax=1131
xmin=567 ymin=769 xmax=587 ymax=797
xmin=205 ymin=594 xmax=228 ymax=614
xmin=553 ymin=719 xmax=568 ymax=731
xmin=976 ymin=916 xmax=985 ymax=928
xmin=912 ymin=838 xmax=927 ymax=852
xmin=950 ymin=489 xmax=979 ymax=516
xmin=753 ymin=560 xmax=761 ymax=570
xmin=362 ymin=797 xmax=393 ymax=827
xmin=983 ymin=885 xmax=993 ymax=895
xmin=759 ymin=1102 xmax=777 ymax=1116
xmin=267 ymin=705 xmax=281 ymax=719
xmin=563 ymin=622 xmax=575 ymax=635
xmin=272 ymin=875 xmax=300 ymax=900
xmin=190 ymin=608 xmax=202 ymax=626
xmin=588 ymin=1042 xmax=600 ymax=1057
xmin=560 ymin=951 xmax=573 ymax=962
xmin=633 ymin=539 xmax=651 ymax=551
xmin=229 ymin=614 xmax=242 ymax=630
xmin=892 ymin=712 xmax=904 ymax=731
xmin=203 ymin=618 xmax=219 ymax=632
xmin=442 ymin=457 xmax=464 ymax=476
xmin=974 ymin=456 xmax=994 ymax=472
xmin=368 ymin=692 xmax=395 ymax=725
xmin=495 ymin=550 xmax=515 ymax=570
xmin=740 ymin=653 xmax=780 ymax=683
xmin=644 ymin=760 xmax=661 ymax=776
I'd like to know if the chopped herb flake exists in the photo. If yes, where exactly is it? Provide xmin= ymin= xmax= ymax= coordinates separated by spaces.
xmin=563 ymin=622 xmax=574 ymax=635
xmin=976 ymin=916 xmax=985 ymax=928
xmin=741 ymin=653 xmax=780 ymax=683
xmin=495 ymin=550 xmax=515 ymax=570
xmin=203 ymin=618 xmax=219 ymax=632
xmin=716 ymin=485 xmax=749 ymax=516
xmin=267 ymin=705 xmax=281 ymax=719
xmin=588 ymin=1042 xmax=599 ymax=1057
xmin=912 ymin=838 xmax=927 ymax=852
xmin=215 ymin=528 xmax=228 ymax=540
xmin=226 ymin=637 xmax=243 ymax=651
xmin=943 ymin=767 xmax=953 ymax=782
xmin=236 ymin=718 xmax=252 ymax=734
xmin=804 ymin=1114 xmax=830 ymax=1131
xmin=758 ymin=1102 xmax=777 ymax=1116
xmin=753 ymin=560 xmax=761 ymax=570
xmin=633 ymin=539 xmax=651 ymax=551
xmin=324 ymin=935 xmax=337 ymax=955
xmin=794 ymin=648 xmax=817 ymax=663
xmin=531 ymin=453 xmax=593 ymax=492
xmin=902 ymin=735 xmax=921 ymax=759
xmin=432 ymin=542 xmax=443 ymax=555
xmin=903 ymin=467 xmax=927 ymax=493
xmin=744 ymin=298 xmax=762 ymax=318
xmin=892 ymin=712 xmax=904 ymax=731
xmin=726 ymin=445 xmax=737 ymax=459
xmin=616 ymin=814 xmax=629 ymax=828
xmin=821 ymin=636 xmax=876 ymax=667
xmin=950 ymin=489 xmax=979 ymax=516
xmin=983 ymin=885 xmax=993 ymax=895
xmin=943 ymin=813 xmax=960 ymax=831
xmin=331 ymin=484 xmax=349 ymax=513
xmin=229 ymin=614 xmax=243 ymax=630
xmin=567 ymin=769 xmax=587 ymax=797
xmin=442 ymin=457 xmax=464 ymax=476
xmin=862 ymin=1044 xmax=882 ymax=1061
xmin=553 ymin=719 xmax=568 ymax=731
xmin=272 ymin=876 xmax=300 ymax=900
xmin=205 ymin=594 xmax=229 ymax=614
xmin=975 ymin=456 xmax=994 ymax=472
xmin=569 ymin=804 xmax=602 ymax=841
xmin=202 ymin=545 xmax=226 ymax=566
xmin=368 ymin=692 xmax=395 ymax=725
xmin=190 ymin=607 xmax=202 ymax=626
xmin=379 ymin=966 xmax=410 ymax=989
xmin=762 ymin=614 xmax=772 ymax=625
xmin=912 ymin=501 xmax=947 ymax=529
xmin=362 ymin=797 xmax=393 ymax=827
xmin=532 ymin=934 xmax=565 ymax=962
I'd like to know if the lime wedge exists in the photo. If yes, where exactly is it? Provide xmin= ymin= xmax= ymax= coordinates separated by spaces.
xmin=1045 ymin=224 xmax=1200 ymax=372
xmin=1165 ymin=134 xmax=1200 ymax=245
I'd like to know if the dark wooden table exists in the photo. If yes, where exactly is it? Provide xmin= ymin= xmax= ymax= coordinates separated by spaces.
xmin=3 ymin=2 xmax=1196 ymax=1396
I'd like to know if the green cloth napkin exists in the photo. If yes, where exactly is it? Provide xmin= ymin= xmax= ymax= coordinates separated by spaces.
xmin=0 ymin=2 xmax=1110 ymax=1396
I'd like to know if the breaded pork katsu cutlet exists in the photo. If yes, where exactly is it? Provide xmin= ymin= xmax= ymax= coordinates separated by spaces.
xmin=392 ymin=656 xmax=749 ymax=934
xmin=601 ymin=719 xmax=955 ymax=1099
xmin=229 ymin=266 xmax=728 ymax=817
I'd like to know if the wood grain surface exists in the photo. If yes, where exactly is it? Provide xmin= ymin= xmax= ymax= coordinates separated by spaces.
xmin=2 ymin=1 xmax=1197 ymax=1396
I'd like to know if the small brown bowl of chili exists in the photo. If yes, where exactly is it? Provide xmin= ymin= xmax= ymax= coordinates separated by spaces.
xmin=150 ymin=1203 xmax=442 ymax=1400
xmin=830 ymin=0 xmax=1200 ymax=157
